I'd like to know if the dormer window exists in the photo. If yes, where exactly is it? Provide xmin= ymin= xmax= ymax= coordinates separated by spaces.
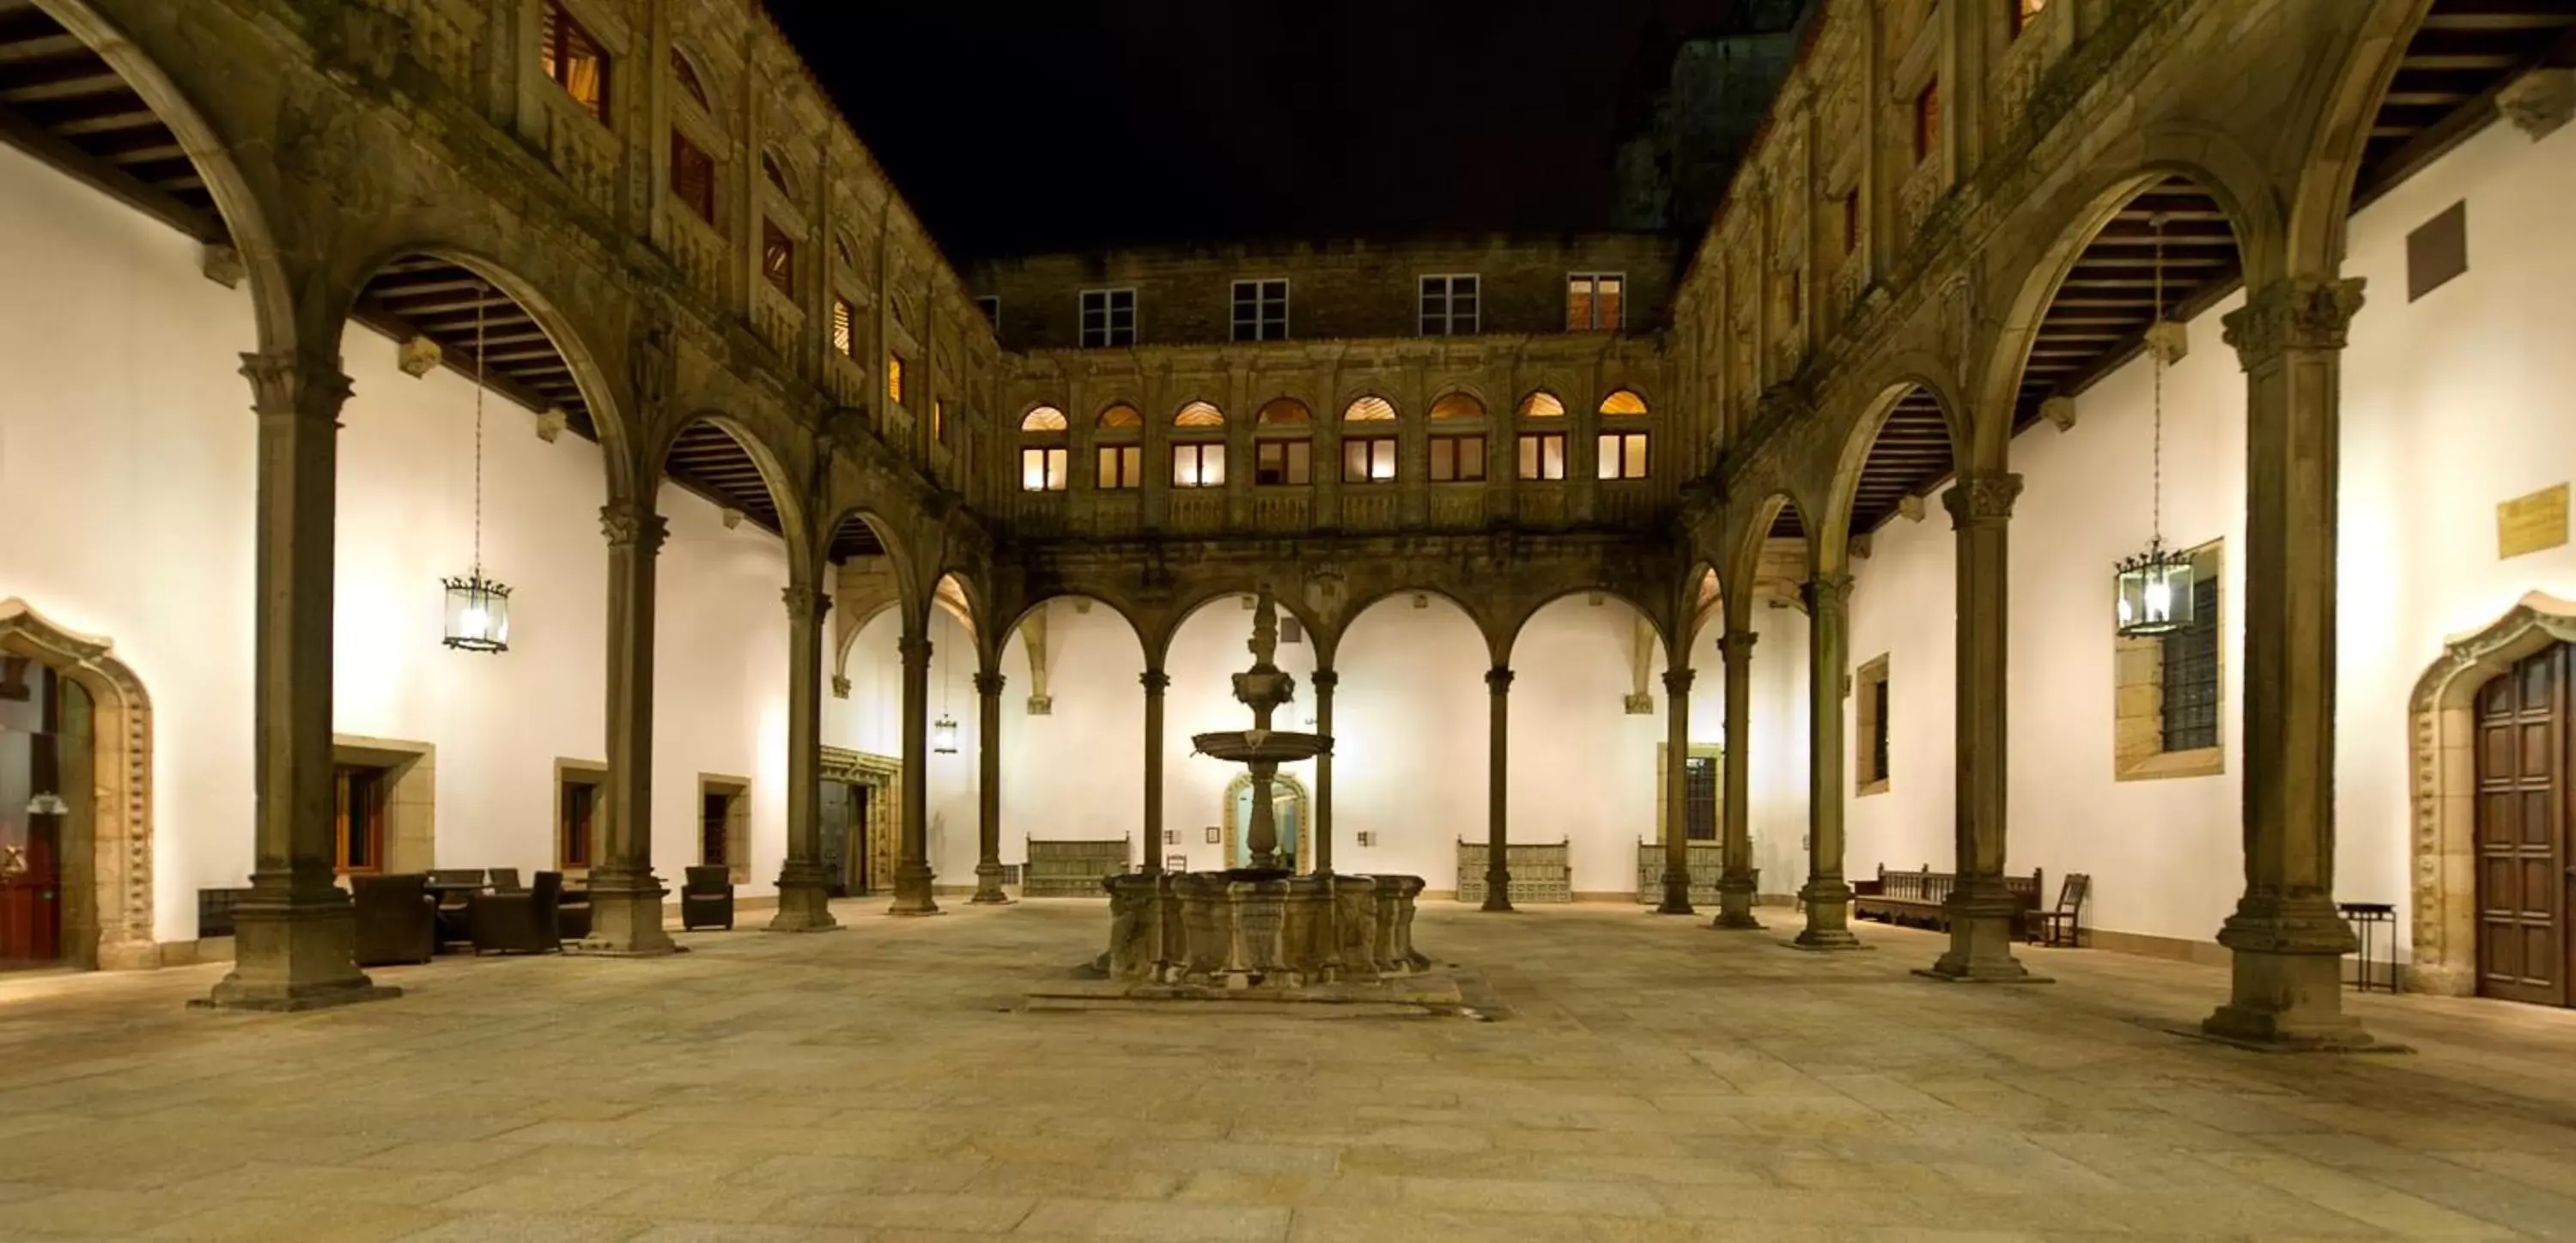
xmin=671 ymin=49 xmax=709 ymax=111
xmin=762 ymin=150 xmax=794 ymax=198
xmin=539 ymin=1 xmax=611 ymax=124
xmin=762 ymin=221 xmax=795 ymax=299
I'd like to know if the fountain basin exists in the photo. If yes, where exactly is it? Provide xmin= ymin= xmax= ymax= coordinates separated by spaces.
xmin=1190 ymin=730 xmax=1328 ymax=765
xmin=1101 ymin=870 xmax=1430 ymax=989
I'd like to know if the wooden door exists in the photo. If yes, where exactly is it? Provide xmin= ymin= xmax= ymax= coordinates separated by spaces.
xmin=2476 ymin=642 xmax=2573 ymax=1006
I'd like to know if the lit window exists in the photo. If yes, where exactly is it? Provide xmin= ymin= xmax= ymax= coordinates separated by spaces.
xmin=1598 ymin=431 xmax=1650 ymax=480
xmin=1342 ymin=437 xmax=1397 ymax=483
xmin=1022 ymin=446 xmax=1069 ymax=492
xmin=1342 ymin=396 xmax=1396 ymax=423
xmin=933 ymin=399 xmax=950 ymax=446
xmin=1097 ymin=403 xmax=1142 ymax=430
xmin=1174 ymin=401 xmax=1224 ymax=428
xmin=761 ymin=221 xmax=795 ymax=299
xmin=1080 ymin=288 xmax=1136 ymax=348
xmin=1568 ymin=274 xmax=1625 ymax=331
xmin=1257 ymin=397 xmax=1312 ymax=426
xmin=1097 ymin=444 xmax=1144 ymax=489
xmin=1518 ymin=391 xmax=1565 ymax=420
xmin=670 ymin=131 xmax=716 ymax=224
xmin=1915 ymin=82 xmax=1941 ymax=166
xmin=1020 ymin=406 xmax=1068 ymax=433
xmin=1231 ymin=279 xmax=1289 ymax=342
xmin=886 ymin=352 xmax=906 ymax=406
xmin=1430 ymin=393 xmax=1485 ymax=421
xmin=1172 ymin=443 xmax=1226 ymax=488
xmin=671 ymin=49 xmax=709 ymax=111
xmin=2013 ymin=0 xmax=2049 ymax=38
xmin=1599 ymin=390 xmax=1648 ymax=416
xmin=1428 ymin=434 xmax=1486 ymax=482
xmin=831 ymin=296 xmax=856 ymax=358
xmin=1420 ymin=275 xmax=1480 ymax=336
xmin=1518 ymin=432 xmax=1566 ymax=481
xmin=1255 ymin=440 xmax=1310 ymax=486
xmin=540 ymin=1 xmax=611 ymax=124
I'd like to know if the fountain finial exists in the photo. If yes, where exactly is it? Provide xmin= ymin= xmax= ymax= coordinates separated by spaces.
xmin=1249 ymin=591 xmax=1279 ymax=670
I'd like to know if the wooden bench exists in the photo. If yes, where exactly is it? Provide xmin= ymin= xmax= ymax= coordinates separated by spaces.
xmin=1851 ymin=864 xmax=2045 ymax=931
xmin=1022 ymin=837 xmax=1131 ymax=898
xmin=1456 ymin=839 xmax=1572 ymax=904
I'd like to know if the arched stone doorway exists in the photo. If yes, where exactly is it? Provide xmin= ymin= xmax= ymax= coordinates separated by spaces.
xmin=2407 ymin=592 xmax=2576 ymax=997
xmin=0 ymin=600 xmax=155 ymax=970
xmin=1223 ymin=771 xmax=1311 ymax=873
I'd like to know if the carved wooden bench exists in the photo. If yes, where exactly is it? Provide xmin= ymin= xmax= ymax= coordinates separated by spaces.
xmin=1456 ymin=839 xmax=1572 ymax=904
xmin=1851 ymin=864 xmax=2044 ymax=931
xmin=1022 ymin=836 xmax=1131 ymax=898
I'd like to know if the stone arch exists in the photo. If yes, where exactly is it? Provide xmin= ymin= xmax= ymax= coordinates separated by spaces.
xmin=1972 ymin=130 xmax=2280 ymax=467
xmin=1728 ymin=490 xmax=1816 ymax=623
xmin=338 ymin=246 xmax=639 ymax=502
xmin=2285 ymin=0 xmax=2436 ymax=276
xmin=1329 ymin=587 xmax=1503 ymax=669
xmin=1499 ymin=587 xmax=1668 ymax=669
xmin=1820 ymin=371 xmax=1966 ymax=572
xmin=28 ymin=0 xmax=296 ymax=355
xmin=2404 ymin=591 xmax=2576 ymax=997
xmin=655 ymin=412 xmax=815 ymax=577
xmin=1153 ymin=587 xmax=1329 ymax=673
xmin=999 ymin=591 xmax=1152 ymax=661
xmin=1682 ymin=560 xmax=1725 ymax=646
xmin=0 ymin=598 xmax=154 ymax=971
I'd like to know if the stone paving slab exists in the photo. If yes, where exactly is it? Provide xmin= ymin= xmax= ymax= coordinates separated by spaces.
xmin=3 ymin=903 xmax=2576 ymax=1240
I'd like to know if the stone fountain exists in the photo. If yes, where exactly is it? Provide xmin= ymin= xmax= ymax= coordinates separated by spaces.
xmin=1092 ymin=592 xmax=1431 ymax=991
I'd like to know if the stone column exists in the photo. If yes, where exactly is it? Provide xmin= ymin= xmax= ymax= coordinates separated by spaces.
xmin=1483 ymin=666 xmax=1514 ymax=912
xmin=201 ymin=351 xmax=395 ymax=1010
xmin=582 ymin=500 xmax=679 ymax=955
xmin=1794 ymin=574 xmax=1861 ymax=949
xmin=2204 ymin=276 xmax=2373 ymax=1047
xmin=1140 ymin=668 xmax=1170 ymax=875
xmin=1656 ymin=667 xmax=1698 ymax=914
xmin=1312 ymin=668 xmax=1338 ymax=875
xmin=890 ymin=629 xmax=940 ymax=914
xmin=1926 ymin=474 xmax=2034 ymax=980
xmin=1713 ymin=630 xmax=1763 ymax=929
xmin=769 ymin=585 xmax=838 ymax=932
xmin=971 ymin=670 xmax=1011 ymax=902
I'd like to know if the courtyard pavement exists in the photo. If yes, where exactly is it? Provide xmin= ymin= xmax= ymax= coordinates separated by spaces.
xmin=2 ymin=901 xmax=2575 ymax=1240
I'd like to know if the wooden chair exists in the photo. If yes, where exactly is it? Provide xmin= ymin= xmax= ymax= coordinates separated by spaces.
xmin=2027 ymin=873 xmax=2089 ymax=947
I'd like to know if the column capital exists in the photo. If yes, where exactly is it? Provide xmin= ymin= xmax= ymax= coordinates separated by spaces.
xmin=1309 ymin=669 xmax=1339 ymax=691
xmin=1801 ymin=573 xmax=1853 ymax=615
xmin=781 ymin=585 xmax=831 ymax=623
xmin=1717 ymin=631 xmax=1759 ymax=662
xmin=973 ymin=670 xmax=1007 ymax=696
xmin=599 ymin=502 xmax=668 ymax=556
xmin=897 ymin=634 xmax=933 ymax=667
xmin=239 ymin=350 xmax=351 ymax=423
xmin=1485 ymin=666 xmax=1515 ymax=694
xmin=1139 ymin=668 xmax=1171 ymax=694
xmin=2222 ymin=276 xmax=2366 ymax=369
xmin=1942 ymin=472 xmax=2022 ymax=529
xmin=1662 ymin=668 xmax=1696 ymax=694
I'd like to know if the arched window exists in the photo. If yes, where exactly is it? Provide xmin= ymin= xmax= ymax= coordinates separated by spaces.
xmin=1095 ymin=403 xmax=1143 ymax=490
xmin=1427 ymin=393 xmax=1486 ymax=482
xmin=1516 ymin=392 xmax=1567 ymax=482
xmin=1255 ymin=398 xmax=1312 ymax=486
xmin=1019 ymin=406 xmax=1068 ymax=493
xmin=671 ymin=48 xmax=710 ymax=112
xmin=1598 ymin=391 xmax=1649 ymax=481
xmin=1342 ymin=397 xmax=1396 ymax=482
xmin=1171 ymin=403 xmax=1224 ymax=488
xmin=761 ymin=149 xmax=795 ymax=199
xmin=1599 ymin=389 xmax=1649 ymax=415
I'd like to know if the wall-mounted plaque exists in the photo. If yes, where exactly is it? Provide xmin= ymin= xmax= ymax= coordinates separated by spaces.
xmin=1205 ymin=826 xmax=1220 ymax=844
xmin=2499 ymin=483 xmax=2569 ymax=560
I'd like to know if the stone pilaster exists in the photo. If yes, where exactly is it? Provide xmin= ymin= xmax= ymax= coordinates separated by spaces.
xmin=1139 ymin=668 xmax=1170 ymax=876
xmin=1483 ymin=666 xmax=1514 ymax=912
xmin=890 ymin=630 xmax=941 ymax=915
xmin=1312 ymin=669 xmax=1338 ymax=874
xmin=971 ymin=669 xmax=1011 ymax=903
xmin=1925 ymin=473 xmax=2038 ymax=982
xmin=199 ymin=352 xmax=396 ymax=1010
xmin=1794 ymin=574 xmax=1862 ymax=950
xmin=768 ymin=585 xmax=839 ymax=932
xmin=579 ymin=500 xmax=680 ymax=955
xmin=1713 ymin=630 xmax=1764 ymax=930
xmin=2205 ymin=276 xmax=2372 ymax=1047
xmin=1656 ymin=666 xmax=1697 ymax=915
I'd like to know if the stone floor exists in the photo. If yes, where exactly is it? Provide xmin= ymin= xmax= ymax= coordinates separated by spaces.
xmin=3 ymin=904 xmax=2576 ymax=1241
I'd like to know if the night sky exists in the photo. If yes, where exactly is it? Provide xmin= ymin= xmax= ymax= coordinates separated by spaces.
xmin=765 ymin=0 xmax=1752 ymax=259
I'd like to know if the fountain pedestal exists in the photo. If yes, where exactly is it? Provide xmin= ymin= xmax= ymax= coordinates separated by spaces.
xmin=1103 ymin=870 xmax=1430 ymax=988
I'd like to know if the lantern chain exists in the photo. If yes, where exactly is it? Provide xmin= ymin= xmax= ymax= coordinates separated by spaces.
xmin=472 ymin=282 xmax=487 ymax=578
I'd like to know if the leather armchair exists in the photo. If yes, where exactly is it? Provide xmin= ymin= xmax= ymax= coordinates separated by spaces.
xmin=351 ymin=873 xmax=435 ymax=967
xmin=467 ymin=870 xmax=563 ymax=954
xmin=681 ymin=865 xmax=734 ymax=931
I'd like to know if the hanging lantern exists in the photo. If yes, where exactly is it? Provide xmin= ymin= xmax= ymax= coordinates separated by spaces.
xmin=2110 ymin=212 xmax=2196 ymax=637
xmin=442 ymin=573 xmax=513 ymax=651
xmin=932 ymin=712 xmax=960 ymax=754
xmin=441 ymin=280 xmax=513 ymax=653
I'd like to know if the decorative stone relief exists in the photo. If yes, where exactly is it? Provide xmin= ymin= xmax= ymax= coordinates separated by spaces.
xmin=2500 ymin=68 xmax=2576 ymax=141
xmin=2039 ymin=396 xmax=2078 ymax=433
xmin=2221 ymin=277 xmax=2366 ymax=367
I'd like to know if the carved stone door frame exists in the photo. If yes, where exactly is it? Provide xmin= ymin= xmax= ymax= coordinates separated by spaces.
xmin=1221 ymin=771 xmax=1312 ymax=873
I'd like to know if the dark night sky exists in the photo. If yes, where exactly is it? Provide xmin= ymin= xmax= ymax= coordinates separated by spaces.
xmin=764 ymin=0 xmax=1752 ymax=260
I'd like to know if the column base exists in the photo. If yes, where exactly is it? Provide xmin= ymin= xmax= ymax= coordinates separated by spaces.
xmin=1711 ymin=878 xmax=1764 ymax=929
xmin=1710 ymin=912 xmax=1767 ymax=930
xmin=765 ymin=869 xmax=841 ymax=933
xmin=570 ymin=871 xmax=680 ymax=956
xmin=1784 ymin=930 xmax=1868 ymax=952
xmin=193 ymin=882 xmax=397 ymax=1011
xmin=890 ymin=862 xmax=942 ymax=916
xmin=2199 ymin=900 xmax=2379 ymax=1050
xmin=1921 ymin=889 xmax=2044 ymax=982
xmin=1653 ymin=870 xmax=1694 ymax=916
xmin=1791 ymin=878 xmax=1860 ymax=949
xmin=970 ymin=861 xmax=1014 ymax=905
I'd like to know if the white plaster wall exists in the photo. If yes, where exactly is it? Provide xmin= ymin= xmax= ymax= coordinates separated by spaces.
xmin=1838 ymin=117 xmax=2576 ymax=954
xmin=1333 ymin=599 xmax=1490 ymax=888
xmin=1507 ymin=597 xmax=1667 ymax=894
xmin=1746 ymin=602 xmax=1812 ymax=899
xmin=0 ymin=142 xmax=794 ymax=940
